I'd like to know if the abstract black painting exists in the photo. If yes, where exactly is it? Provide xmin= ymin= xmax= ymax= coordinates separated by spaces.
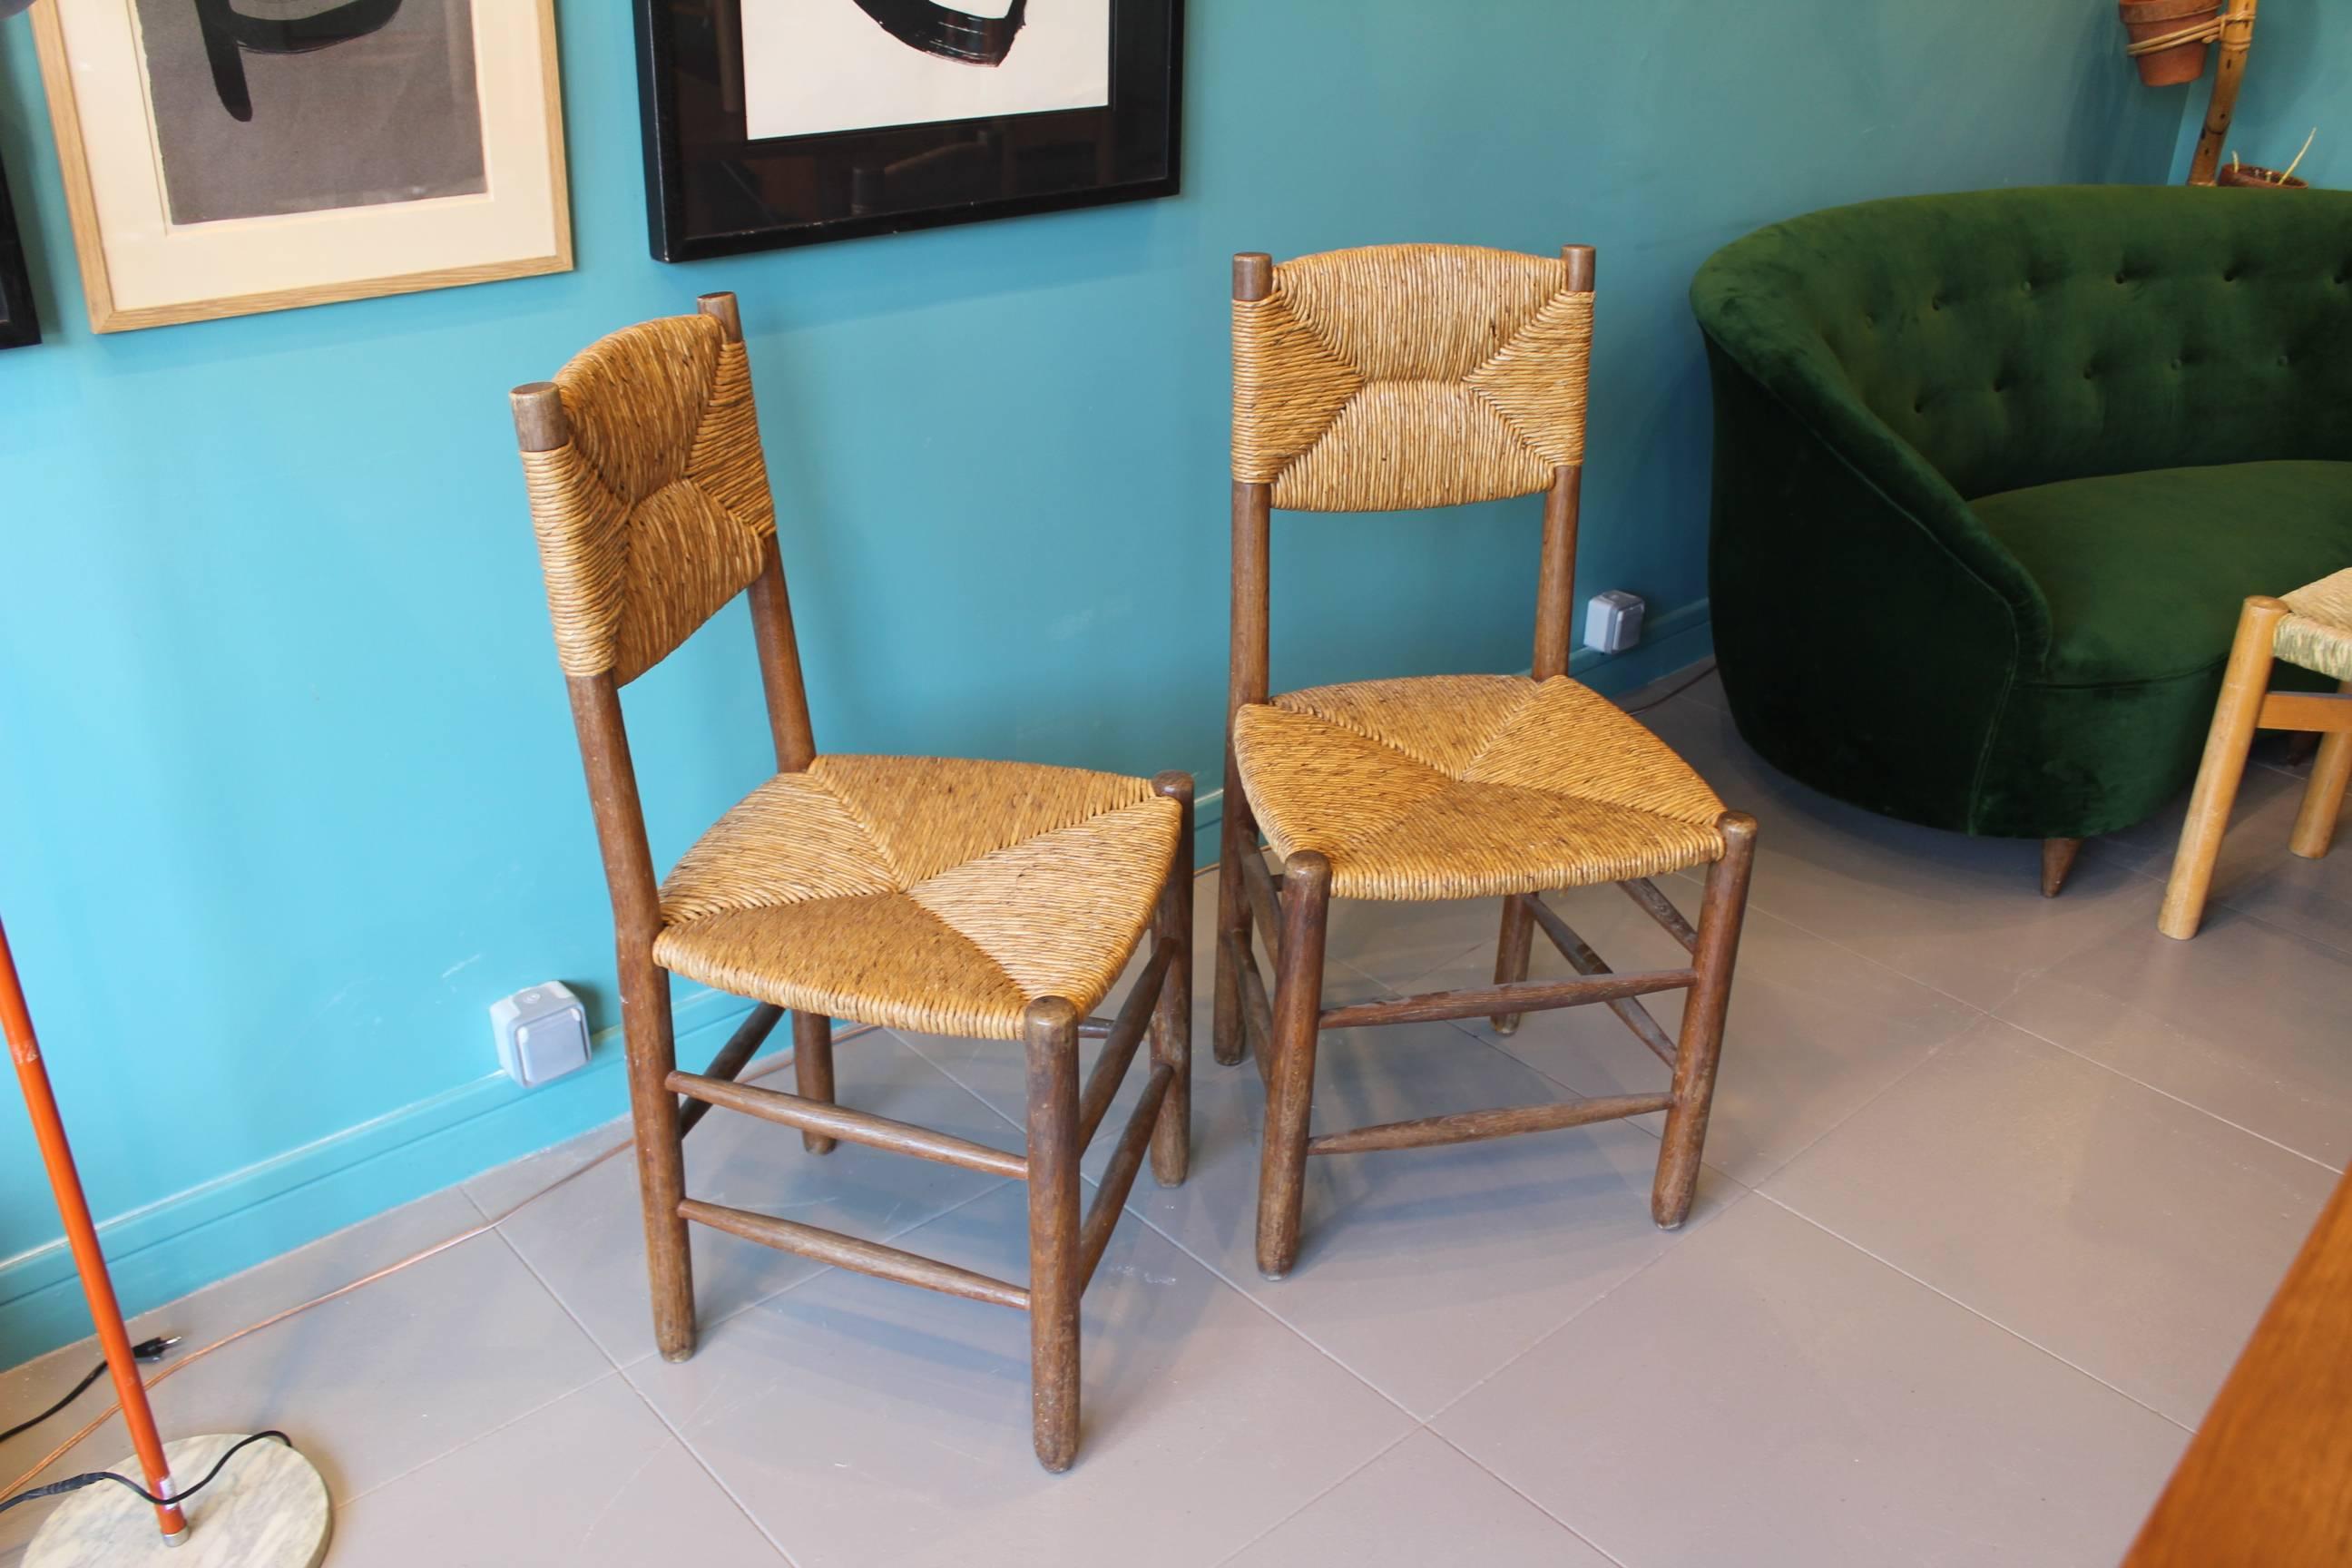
xmin=0 ymin=157 xmax=36 ymax=350
xmin=637 ymin=0 xmax=1181 ymax=260
xmin=134 ymin=0 xmax=486 ymax=227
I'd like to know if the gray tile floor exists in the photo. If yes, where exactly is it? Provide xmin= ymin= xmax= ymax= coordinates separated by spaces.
xmin=3 ymin=668 xmax=2344 ymax=1567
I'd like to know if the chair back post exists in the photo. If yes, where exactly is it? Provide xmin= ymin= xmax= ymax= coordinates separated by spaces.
xmin=695 ymin=293 xmax=818 ymax=773
xmin=1230 ymin=253 xmax=1275 ymax=714
xmin=512 ymin=380 xmax=664 ymax=951
xmin=1530 ymin=245 xmax=1595 ymax=682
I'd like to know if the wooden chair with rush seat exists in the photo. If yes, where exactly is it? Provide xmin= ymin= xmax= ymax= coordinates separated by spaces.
xmin=1214 ymin=244 xmax=1759 ymax=1279
xmin=2160 ymin=572 xmax=2352 ymax=939
xmin=509 ymin=293 xmax=1194 ymax=1472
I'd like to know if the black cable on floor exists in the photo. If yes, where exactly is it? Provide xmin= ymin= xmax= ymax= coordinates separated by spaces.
xmin=0 ymin=1338 xmax=178 ymax=1449
xmin=1624 ymin=659 xmax=1720 ymax=716
xmin=0 ymin=1431 xmax=292 ymax=1518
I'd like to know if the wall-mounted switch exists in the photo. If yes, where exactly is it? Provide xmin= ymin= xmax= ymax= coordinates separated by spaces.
xmin=491 ymin=982 xmax=591 ymax=1089
xmin=1584 ymin=590 xmax=1646 ymax=654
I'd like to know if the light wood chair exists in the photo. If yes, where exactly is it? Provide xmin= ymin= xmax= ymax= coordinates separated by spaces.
xmin=2160 ymin=573 xmax=2352 ymax=939
xmin=510 ymin=294 xmax=1192 ymax=1472
xmin=1213 ymin=244 xmax=1759 ymax=1279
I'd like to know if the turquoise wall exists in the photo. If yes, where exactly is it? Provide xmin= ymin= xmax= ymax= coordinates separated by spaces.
xmin=0 ymin=3 xmax=2175 ymax=1363
xmin=2167 ymin=0 xmax=2345 ymax=183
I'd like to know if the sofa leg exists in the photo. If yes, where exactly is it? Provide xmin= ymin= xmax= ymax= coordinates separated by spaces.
xmin=2040 ymin=838 xmax=2083 ymax=898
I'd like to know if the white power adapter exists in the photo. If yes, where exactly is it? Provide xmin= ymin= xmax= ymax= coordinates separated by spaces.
xmin=1584 ymin=590 xmax=1646 ymax=654
xmin=491 ymin=982 xmax=592 ymax=1089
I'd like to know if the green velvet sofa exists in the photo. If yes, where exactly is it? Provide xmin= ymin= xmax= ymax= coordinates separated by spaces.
xmin=1692 ymin=185 xmax=2352 ymax=885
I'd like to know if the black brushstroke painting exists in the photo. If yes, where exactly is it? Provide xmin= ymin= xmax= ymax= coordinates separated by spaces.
xmin=636 ymin=0 xmax=1181 ymax=260
xmin=196 ymin=0 xmax=406 ymax=122
xmin=0 ymin=155 xmax=36 ymax=349
xmin=851 ymin=0 xmax=1028 ymax=67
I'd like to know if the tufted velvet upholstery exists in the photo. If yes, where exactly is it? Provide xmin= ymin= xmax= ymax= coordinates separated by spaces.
xmin=1692 ymin=186 xmax=2352 ymax=839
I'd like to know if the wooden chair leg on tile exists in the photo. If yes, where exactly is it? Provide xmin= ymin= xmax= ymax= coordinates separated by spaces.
xmin=2161 ymin=596 xmax=2289 ymax=940
xmin=1257 ymin=851 xmax=1331 ymax=1279
xmin=620 ymin=951 xmax=697 ymax=1361
xmin=793 ymin=1010 xmax=838 ymax=1155
xmin=1652 ymin=813 xmax=1756 ymax=1230
xmin=1024 ymin=997 xmax=1083 ymax=1473
xmin=2288 ymin=681 xmax=2352 ymax=860
xmin=1151 ymin=772 xmax=1196 ymax=1186
xmin=1491 ymin=895 xmax=1535 ymax=1035
xmin=1212 ymin=761 xmax=1258 ymax=1067
xmin=2041 ymin=838 xmax=2083 ymax=898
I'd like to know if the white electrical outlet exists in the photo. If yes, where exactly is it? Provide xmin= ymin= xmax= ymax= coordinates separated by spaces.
xmin=1584 ymin=590 xmax=1645 ymax=654
xmin=491 ymin=982 xmax=591 ymax=1088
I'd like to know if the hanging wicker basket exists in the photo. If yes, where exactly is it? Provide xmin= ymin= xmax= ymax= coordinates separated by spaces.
xmin=2216 ymin=163 xmax=2308 ymax=190
xmin=2120 ymin=0 xmax=2221 ymax=86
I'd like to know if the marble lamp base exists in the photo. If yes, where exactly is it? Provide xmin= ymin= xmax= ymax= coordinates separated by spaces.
xmin=26 ymin=1435 xmax=329 ymax=1568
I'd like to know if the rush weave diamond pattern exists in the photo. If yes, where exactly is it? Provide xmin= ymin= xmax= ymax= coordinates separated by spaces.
xmin=1232 ymin=244 xmax=1594 ymax=512
xmin=520 ymin=314 xmax=778 ymax=683
xmin=653 ymin=756 xmax=1180 ymax=1039
xmin=1232 ymin=674 xmax=1726 ymax=901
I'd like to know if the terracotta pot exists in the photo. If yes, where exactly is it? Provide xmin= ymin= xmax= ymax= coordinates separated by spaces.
xmin=2216 ymin=163 xmax=2310 ymax=190
xmin=2119 ymin=0 xmax=2218 ymax=87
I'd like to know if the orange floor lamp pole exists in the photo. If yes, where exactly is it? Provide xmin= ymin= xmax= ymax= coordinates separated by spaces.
xmin=0 ymin=916 xmax=187 ymax=1544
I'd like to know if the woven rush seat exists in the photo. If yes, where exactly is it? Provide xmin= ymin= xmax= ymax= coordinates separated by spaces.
xmin=1231 ymin=673 xmax=1725 ymax=901
xmin=2278 ymin=569 xmax=2352 ymax=681
xmin=654 ymin=755 xmax=1179 ymax=1040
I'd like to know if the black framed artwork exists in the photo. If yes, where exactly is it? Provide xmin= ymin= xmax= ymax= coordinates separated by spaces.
xmin=0 ymin=155 xmax=37 ymax=350
xmin=635 ymin=0 xmax=1182 ymax=260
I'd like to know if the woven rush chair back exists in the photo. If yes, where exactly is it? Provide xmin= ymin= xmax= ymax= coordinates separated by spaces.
xmin=514 ymin=295 xmax=783 ymax=689
xmin=1232 ymin=243 xmax=1596 ymax=514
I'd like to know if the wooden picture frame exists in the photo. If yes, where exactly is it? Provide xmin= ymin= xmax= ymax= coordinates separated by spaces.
xmin=635 ymin=0 xmax=1183 ymax=261
xmin=0 ymin=155 xmax=36 ymax=350
xmin=29 ymin=0 xmax=572 ymax=333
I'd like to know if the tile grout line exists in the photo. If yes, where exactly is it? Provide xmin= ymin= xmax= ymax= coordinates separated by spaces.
xmin=1416 ymin=1181 xmax=1768 ymax=1428
xmin=1422 ymin=1426 xmax=1635 ymax=1568
xmin=1752 ymin=1193 xmax=2197 ymax=1435
xmin=611 ymin=1358 xmax=804 ymax=1567
xmin=897 ymin=1023 xmax=1439 ymax=1426
xmin=486 ymin=1226 xmax=802 ymax=1563
xmin=1980 ymin=1010 xmax=2346 ymax=1175
xmin=1205 ymin=1426 xmax=1422 ymax=1568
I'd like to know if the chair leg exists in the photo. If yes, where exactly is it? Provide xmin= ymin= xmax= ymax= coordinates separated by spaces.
xmin=619 ymin=951 xmax=696 ymax=1362
xmin=1151 ymin=772 xmax=1195 ymax=1187
xmin=2288 ymin=681 xmax=2352 ymax=861
xmin=1212 ymin=755 xmax=1257 ymax=1067
xmin=1491 ymin=894 xmax=1535 ymax=1034
xmin=1257 ymin=851 xmax=1331 ymax=1280
xmin=1024 ymin=997 xmax=1083 ymax=1474
xmin=1653 ymin=814 xmax=1756 ymax=1230
xmin=2161 ymin=596 xmax=2289 ymax=940
xmin=792 ymin=1011 xmax=837 ymax=1155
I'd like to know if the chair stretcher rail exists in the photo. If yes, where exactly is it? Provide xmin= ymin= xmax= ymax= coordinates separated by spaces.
xmin=1238 ymin=848 xmax=1283 ymax=967
xmin=679 ymin=1003 xmax=784 ymax=1137
xmin=1318 ymin=969 xmax=1695 ymax=1031
xmin=1618 ymin=877 xmax=1700 ymax=953
xmin=1221 ymin=928 xmax=1275 ymax=1083
xmin=681 ymin=1198 xmax=1029 ymax=1310
xmin=1080 ymin=1063 xmax=1175 ymax=1289
xmin=1078 ymin=940 xmax=1175 ymax=1150
xmin=668 ymin=1071 xmax=1028 ymax=1180
xmin=1521 ymin=895 xmax=1681 ymax=1067
xmin=1307 ymin=1093 xmax=1674 ymax=1156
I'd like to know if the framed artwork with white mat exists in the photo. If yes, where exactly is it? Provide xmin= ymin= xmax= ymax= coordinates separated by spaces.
xmin=637 ymin=0 xmax=1182 ymax=260
xmin=28 ymin=0 xmax=571 ymax=332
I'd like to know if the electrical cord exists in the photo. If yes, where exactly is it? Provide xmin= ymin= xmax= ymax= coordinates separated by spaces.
xmin=0 ymin=1024 xmax=887 ymax=1515
xmin=0 ymin=1430 xmax=291 ymax=1518
xmin=0 ymin=1338 xmax=179 ymax=1448
xmin=1622 ymin=658 xmax=1719 ymax=716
